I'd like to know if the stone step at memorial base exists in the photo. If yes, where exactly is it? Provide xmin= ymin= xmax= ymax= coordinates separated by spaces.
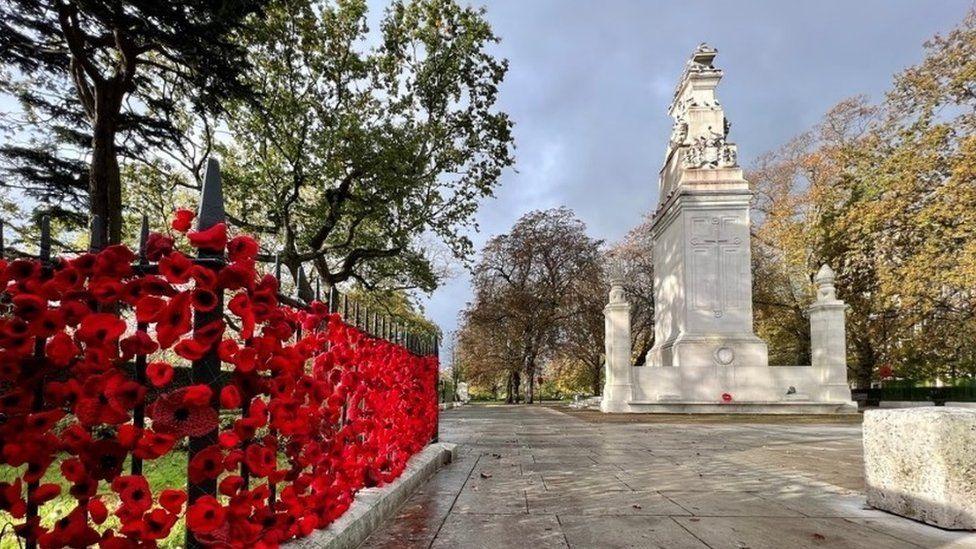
xmin=626 ymin=400 xmax=859 ymax=415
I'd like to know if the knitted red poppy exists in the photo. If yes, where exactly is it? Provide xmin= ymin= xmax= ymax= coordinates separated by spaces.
xmin=133 ymin=430 xmax=176 ymax=460
xmin=188 ymin=222 xmax=227 ymax=252
xmin=79 ymin=439 xmax=126 ymax=481
xmin=158 ymin=489 xmax=187 ymax=514
xmin=186 ymin=495 xmax=225 ymax=534
xmin=75 ymin=313 xmax=127 ymax=345
xmin=45 ymin=332 xmax=78 ymax=366
xmin=111 ymin=475 xmax=152 ymax=514
xmin=146 ymin=361 xmax=174 ymax=387
xmin=188 ymin=445 xmax=225 ymax=484
xmin=227 ymin=235 xmax=259 ymax=262
xmin=155 ymin=292 xmax=192 ymax=348
xmin=146 ymin=232 xmax=175 ymax=261
xmin=171 ymin=209 xmax=195 ymax=233
xmin=149 ymin=388 xmax=218 ymax=438
xmin=159 ymin=252 xmax=193 ymax=284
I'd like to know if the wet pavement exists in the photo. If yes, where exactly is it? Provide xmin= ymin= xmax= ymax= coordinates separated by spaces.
xmin=360 ymin=404 xmax=976 ymax=548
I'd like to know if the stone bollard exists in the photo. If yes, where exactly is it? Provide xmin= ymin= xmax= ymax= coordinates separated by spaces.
xmin=807 ymin=264 xmax=854 ymax=403
xmin=601 ymin=263 xmax=632 ymax=413
xmin=863 ymin=407 xmax=976 ymax=530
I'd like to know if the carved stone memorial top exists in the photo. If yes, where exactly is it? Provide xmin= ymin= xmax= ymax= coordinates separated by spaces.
xmin=658 ymin=43 xmax=740 ymax=206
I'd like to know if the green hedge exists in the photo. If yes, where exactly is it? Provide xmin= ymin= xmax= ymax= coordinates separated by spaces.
xmin=856 ymin=385 xmax=976 ymax=403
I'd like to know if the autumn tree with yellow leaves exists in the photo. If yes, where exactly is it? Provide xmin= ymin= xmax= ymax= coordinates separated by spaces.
xmin=751 ymin=10 xmax=976 ymax=387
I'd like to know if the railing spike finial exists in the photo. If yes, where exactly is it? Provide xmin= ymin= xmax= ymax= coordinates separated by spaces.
xmin=138 ymin=214 xmax=150 ymax=264
xmin=296 ymin=265 xmax=308 ymax=300
xmin=197 ymin=157 xmax=226 ymax=231
xmin=89 ymin=215 xmax=105 ymax=252
xmin=187 ymin=160 xmax=227 ymax=548
xmin=274 ymin=253 xmax=282 ymax=280
xmin=39 ymin=214 xmax=51 ymax=262
xmin=315 ymin=277 xmax=321 ymax=301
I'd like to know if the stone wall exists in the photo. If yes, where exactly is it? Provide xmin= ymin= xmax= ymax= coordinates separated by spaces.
xmin=864 ymin=408 xmax=976 ymax=530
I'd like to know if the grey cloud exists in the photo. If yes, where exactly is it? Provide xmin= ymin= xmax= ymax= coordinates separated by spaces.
xmin=412 ymin=0 xmax=972 ymax=351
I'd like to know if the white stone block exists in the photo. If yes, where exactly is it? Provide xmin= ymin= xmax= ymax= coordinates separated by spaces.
xmin=863 ymin=407 xmax=976 ymax=530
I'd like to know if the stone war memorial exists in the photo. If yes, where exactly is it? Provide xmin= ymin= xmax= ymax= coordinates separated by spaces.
xmin=602 ymin=44 xmax=858 ymax=415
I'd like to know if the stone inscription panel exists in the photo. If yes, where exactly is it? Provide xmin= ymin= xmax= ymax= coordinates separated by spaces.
xmin=689 ymin=215 xmax=744 ymax=318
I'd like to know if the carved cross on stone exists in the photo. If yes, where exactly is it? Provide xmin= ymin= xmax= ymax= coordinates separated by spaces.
xmin=701 ymin=234 xmax=730 ymax=246
xmin=690 ymin=217 xmax=743 ymax=318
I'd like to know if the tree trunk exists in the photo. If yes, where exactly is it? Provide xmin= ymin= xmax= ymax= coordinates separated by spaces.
xmin=505 ymin=372 xmax=514 ymax=404
xmin=591 ymin=360 xmax=602 ymax=397
xmin=90 ymin=112 xmax=122 ymax=244
xmin=794 ymin=308 xmax=812 ymax=366
xmin=525 ymin=355 xmax=536 ymax=404
xmin=512 ymin=371 xmax=521 ymax=403
xmin=285 ymin=259 xmax=315 ymax=302
xmin=854 ymin=337 xmax=876 ymax=390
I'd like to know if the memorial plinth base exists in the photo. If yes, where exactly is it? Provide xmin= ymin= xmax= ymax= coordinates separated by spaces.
xmin=616 ymin=364 xmax=857 ymax=415
xmin=625 ymin=400 xmax=858 ymax=415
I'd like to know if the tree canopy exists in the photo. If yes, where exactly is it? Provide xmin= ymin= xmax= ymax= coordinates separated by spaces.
xmin=1 ymin=0 xmax=514 ymax=321
xmin=750 ymin=9 xmax=976 ymax=385
xmin=0 ymin=0 xmax=264 ymax=243
xmin=458 ymin=208 xmax=602 ymax=402
xmin=217 ymin=0 xmax=513 ymax=299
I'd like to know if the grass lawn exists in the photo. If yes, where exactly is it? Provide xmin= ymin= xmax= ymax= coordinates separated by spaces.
xmin=0 ymin=453 xmax=188 ymax=549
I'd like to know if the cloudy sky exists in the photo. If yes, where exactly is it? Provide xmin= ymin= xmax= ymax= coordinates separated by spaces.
xmin=419 ymin=0 xmax=975 ymax=355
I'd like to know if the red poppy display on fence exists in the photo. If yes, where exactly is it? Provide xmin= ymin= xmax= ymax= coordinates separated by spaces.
xmin=0 ymin=211 xmax=438 ymax=548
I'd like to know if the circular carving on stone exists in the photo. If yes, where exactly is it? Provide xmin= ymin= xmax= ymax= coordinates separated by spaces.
xmin=714 ymin=346 xmax=735 ymax=365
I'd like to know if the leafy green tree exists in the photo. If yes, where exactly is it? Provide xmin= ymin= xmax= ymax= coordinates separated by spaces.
xmin=0 ymin=0 xmax=264 ymax=243
xmin=219 ymin=0 xmax=513 ymax=299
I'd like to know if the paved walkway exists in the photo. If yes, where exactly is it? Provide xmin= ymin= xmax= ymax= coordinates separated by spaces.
xmin=362 ymin=405 xmax=976 ymax=548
